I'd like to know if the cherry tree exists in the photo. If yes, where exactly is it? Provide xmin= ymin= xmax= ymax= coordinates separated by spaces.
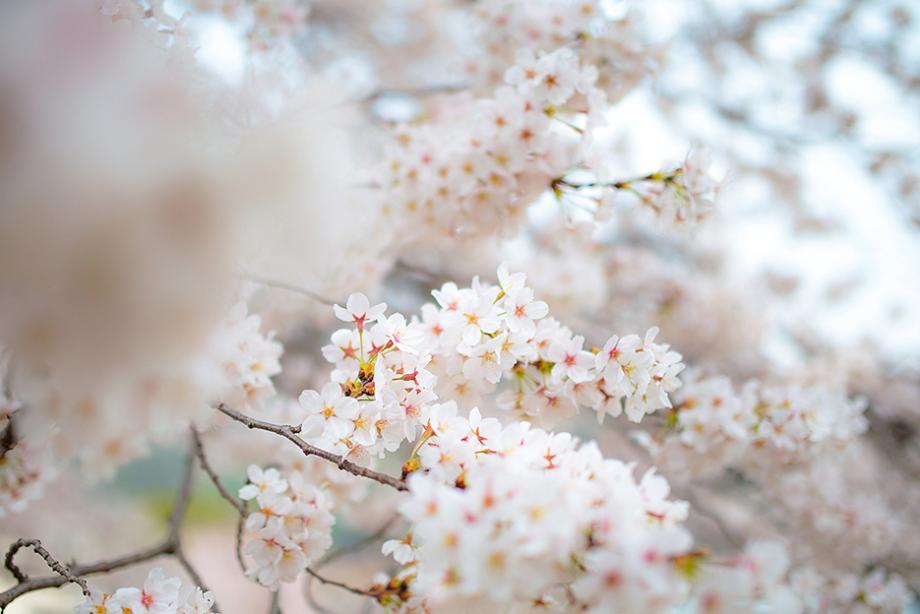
xmin=0 ymin=1 xmax=917 ymax=613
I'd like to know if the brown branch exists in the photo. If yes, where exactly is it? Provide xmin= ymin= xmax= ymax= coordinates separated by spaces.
xmin=215 ymin=403 xmax=408 ymax=492
xmin=3 ymin=539 xmax=91 ymax=599
xmin=0 ymin=537 xmax=171 ymax=608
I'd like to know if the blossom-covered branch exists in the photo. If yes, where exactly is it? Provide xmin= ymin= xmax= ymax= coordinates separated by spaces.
xmin=215 ymin=403 xmax=408 ymax=492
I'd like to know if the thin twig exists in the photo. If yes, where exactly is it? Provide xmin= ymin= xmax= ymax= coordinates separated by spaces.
xmin=240 ymin=272 xmax=337 ymax=306
xmin=360 ymin=82 xmax=469 ymax=104
xmin=215 ymin=404 xmax=408 ymax=492
xmin=167 ymin=444 xmax=197 ymax=549
xmin=268 ymin=588 xmax=282 ymax=614
xmin=191 ymin=426 xmax=247 ymax=516
xmin=315 ymin=514 xmax=398 ymax=570
xmin=3 ymin=539 xmax=91 ymax=599
xmin=236 ymin=512 xmax=247 ymax=575
xmin=305 ymin=567 xmax=380 ymax=598
xmin=685 ymin=490 xmax=744 ymax=550
xmin=167 ymin=440 xmax=223 ymax=614
xmin=303 ymin=573 xmax=333 ymax=614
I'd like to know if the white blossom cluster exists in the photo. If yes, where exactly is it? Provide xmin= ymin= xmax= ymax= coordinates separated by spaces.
xmin=791 ymin=567 xmax=912 ymax=614
xmin=0 ymin=429 xmax=56 ymax=518
xmin=380 ymin=46 xmax=606 ymax=240
xmin=1 ymin=354 xmax=56 ymax=516
xmin=75 ymin=567 xmax=218 ymax=614
xmin=422 ymin=265 xmax=683 ymax=425
xmin=186 ymin=0 xmax=309 ymax=53
xmin=239 ymin=464 xmax=335 ymax=589
xmin=300 ymin=265 xmax=684 ymax=464
xmin=691 ymin=540 xmax=801 ymax=613
xmin=0 ymin=298 xmax=283 ymax=524
xmin=584 ymin=149 xmax=722 ymax=230
xmin=760 ymin=442 xmax=900 ymax=569
xmin=637 ymin=370 xmax=869 ymax=476
xmin=382 ymin=403 xmax=693 ymax=613
xmin=690 ymin=540 xmax=912 ymax=614
xmin=211 ymin=301 xmax=284 ymax=410
xmin=467 ymin=0 xmax=653 ymax=103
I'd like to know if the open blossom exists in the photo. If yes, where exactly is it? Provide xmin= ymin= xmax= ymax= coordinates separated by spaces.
xmin=238 ymin=464 xmax=287 ymax=505
xmin=382 ymin=535 xmax=417 ymax=565
xmin=545 ymin=333 xmax=594 ymax=383
xmin=244 ymin=523 xmax=306 ymax=589
xmin=502 ymin=286 xmax=549 ymax=335
xmin=333 ymin=293 xmax=387 ymax=332
xmin=505 ymin=47 xmax=596 ymax=106
xmin=299 ymin=382 xmax=359 ymax=439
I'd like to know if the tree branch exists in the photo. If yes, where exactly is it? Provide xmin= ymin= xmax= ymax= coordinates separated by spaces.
xmin=0 ymin=413 xmax=17 ymax=460
xmin=0 ymin=537 xmax=171 ymax=608
xmin=3 ymin=539 xmax=91 ymax=600
xmin=215 ymin=403 xmax=408 ymax=492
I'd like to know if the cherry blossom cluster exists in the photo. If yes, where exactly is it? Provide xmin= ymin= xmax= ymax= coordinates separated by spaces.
xmin=0 ymin=298 xmax=282 ymax=495
xmin=421 ymin=266 xmax=684 ymax=425
xmin=75 ymin=567 xmax=217 ymax=614
xmin=637 ymin=370 xmax=868 ymax=477
xmin=467 ymin=0 xmax=653 ymax=103
xmin=1 ymin=355 xmax=56 ymax=517
xmin=379 ymin=46 xmax=606 ymax=240
xmin=691 ymin=540 xmax=797 ymax=612
xmin=790 ymin=567 xmax=912 ymax=614
xmin=380 ymin=403 xmax=693 ymax=612
xmin=557 ymin=148 xmax=722 ymax=229
xmin=0 ymin=429 xmax=56 ymax=518
xmin=378 ymin=47 xmax=720 ymax=246
xmin=757 ymin=441 xmax=901 ymax=570
xmin=189 ymin=0 xmax=309 ymax=53
xmin=300 ymin=292 xmax=435 ymax=461
xmin=302 ymin=266 xmax=684 ymax=465
xmin=690 ymin=540 xmax=911 ymax=613
xmin=239 ymin=464 xmax=335 ymax=589
xmin=211 ymin=301 xmax=284 ymax=410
